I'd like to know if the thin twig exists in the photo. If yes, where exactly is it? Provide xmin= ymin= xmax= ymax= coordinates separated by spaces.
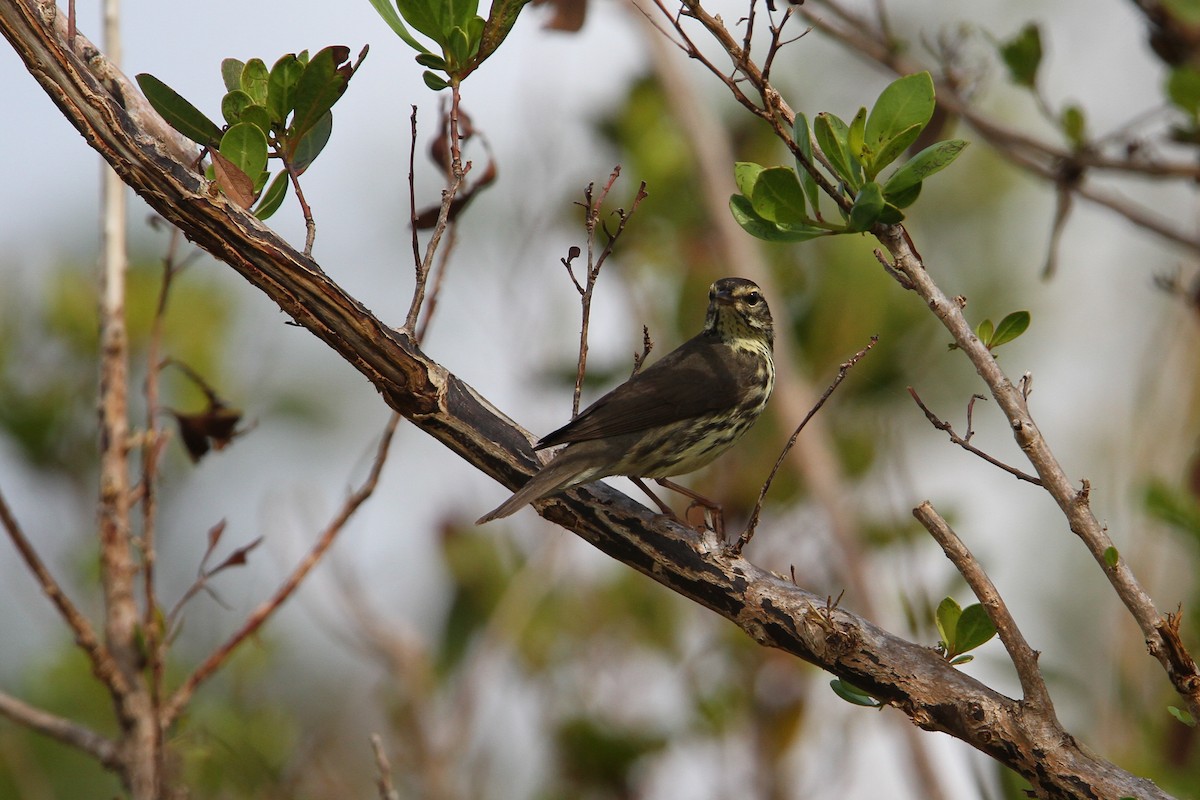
xmin=913 ymin=501 xmax=1055 ymax=711
xmin=732 ymin=336 xmax=878 ymax=555
xmin=0 ymin=486 xmax=128 ymax=695
xmin=907 ymin=387 xmax=1044 ymax=486
xmin=403 ymin=137 xmax=467 ymax=334
xmin=139 ymin=223 xmax=184 ymax=754
xmin=0 ymin=691 xmax=119 ymax=768
xmin=282 ymin=156 xmax=317 ymax=257
xmin=407 ymin=105 xmax=421 ymax=283
xmin=566 ymin=169 xmax=649 ymax=417
xmin=631 ymin=325 xmax=654 ymax=376
xmin=370 ymin=734 xmax=401 ymax=800
xmin=161 ymin=413 xmax=401 ymax=727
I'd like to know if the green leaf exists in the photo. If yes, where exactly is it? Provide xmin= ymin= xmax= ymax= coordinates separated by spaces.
xmin=813 ymin=112 xmax=855 ymax=188
xmin=869 ymin=122 xmax=924 ymax=178
xmin=883 ymin=139 xmax=969 ymax=196
xmin=793 ymin=113 xmax=821 ymax=215
xmin=847 ymin=181 xmax=885 ymax=232
xmin=136 ymin=73 xmax=223 ymax=146
xmin=241 ymin=58 xmax=269 ymax=106
xmin=267 ymin=53 xmax=306 ymax=127
xmin=877 ymin=202 xmax=906 ymax=225
xmin=254 ymin=171 xmax=290 ymax=220
xmin=848 ymin=105 xmax=867 ymax=165
xmin=729 ymin=195 xmax=828 ymax=242
xmin=935 ymin=597 xmax=961 ymax=652
xmin=949 ymin=654 xmax=975 ymax=666
xmin=864 ymin=72 xmax=935 ymax=152
xmin=990 ymin=310 xmax=1031 ymax=348
xmin=1103 ymin=546 xmax=1119 ymax=568
xmin=220 ymin=90 xmax=255 ymax=126
xmin=1061 ymin=104 xmax=1087 ymax=149
xmin=291 ymin=111 xmax=333 ymax=174
xmin=1168 ymin=705 xmax=1198 ymax=727
xmin=415 ymin=52 xmax=449 ymax=70
xmin=239 ymin=105 xmax=272 ymax=136
xmin=367 ymin=0 xmax=433 ymax=54
xmin=830 ymin=679 xmax=881 ymax=707
xmin=219 ymin=122 xmax=269 ymax=185
xmin=396 ymin=0 xmax=475 ymax=42
xmin=750 ymin=166 xmax=808 ymax=224
xmin=1167 ymin=66 xmax=1200 ymax=116
xmin=975 ymin=318 xmax=995 ymax=346
xmin=445 ymin=25 xmax=473 ymax=69
xmin=999 ymin=23 xmax=1042 ymax=88
xmin=885 ymin=181 xmax=922 ymax=210
xmin=734 ymin=162 xmax=765 ymax=199
xmin=220 ymin=58 xmax=245 ymax=93
xmin=475 ymin=0 xmax=526 ymax=68
xmin=288 ymin=46 xmax=352 ymax=142
xmin=954 ymin=604 xmax=997 ymax=653
xmin=423 ymin=70 xmax=450 ymax=91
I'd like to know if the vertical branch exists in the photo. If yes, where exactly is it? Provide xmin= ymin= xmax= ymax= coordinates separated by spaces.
xmin=139 ymin=225 xmax=187 ymax=765
xmin=564 ymin=169 xmax=648 ymax=417
xmin=277 ymin=155 xmax=318 ymax=256
xmin=404 ymin=88 xmax=468 ymax=334
xmin=97 ymin=3 xmax=160 ymax=796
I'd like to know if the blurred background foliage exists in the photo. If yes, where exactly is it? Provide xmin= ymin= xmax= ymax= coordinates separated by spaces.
xmin=1 ymin=1 xmax=1200 ymax=798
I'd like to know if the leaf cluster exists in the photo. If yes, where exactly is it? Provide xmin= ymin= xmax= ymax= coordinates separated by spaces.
xmin=367 ymin=0 xmax=529 ymax=90
xmin=934 ymin=597 xmax=997 ymax=665
xmin=136 ymin=46 xmax=360 ymax=219
xmin=955 ymin=310 xmax=1031 ymax=353
xmin=731 ymin=72 xmax=968 ymax=241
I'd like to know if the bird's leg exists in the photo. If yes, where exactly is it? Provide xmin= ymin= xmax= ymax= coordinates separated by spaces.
xmin=631 ymin=477 xmax=677 ymax=517
xmin=631 ymin=478 xmax=718 ymax=537
xmin=654 ymin=478 xmax=725 ymax=540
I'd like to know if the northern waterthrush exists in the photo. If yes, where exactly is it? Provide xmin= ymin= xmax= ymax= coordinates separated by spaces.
xmin=477 ymin=277 xmax=775 ymax=524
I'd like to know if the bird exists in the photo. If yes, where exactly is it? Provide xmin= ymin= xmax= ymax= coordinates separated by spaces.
xmin=477 ymin=277 xmax=775 ymax=525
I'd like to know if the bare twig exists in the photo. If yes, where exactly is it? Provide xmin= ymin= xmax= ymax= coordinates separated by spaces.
xmin=407 ymin=105 xmax=422 ymax=278
xmin=631 ymin=325 xmax=654 ymax=376
xmin=370 ymin=734 xmax=401 ymax=800
xmin=913 ymin=501 xmax=1054 ymax=711
xmin=907 ymin=387 xmax=1044 ymax=486
xmin=0 ymin=486 xmax=127 ymax=696
xmin=732 ymin=336 xmax=878 ymax=555
xmin=282 ymin=156 xmax=317 ymax=256
xmin=403 ymin=121 xmax=466 ymax=334
xmin=138 ymin=223 xmax=185 ymax=759
xmin=653 ymin=0 xmax=851 ymax=213
xmin=0 ymin=691 xmax=119 ymax=768
xmin=161 ymin=414 xmax=401 ymax=727
xmin=565 ymin=168 xmax=649 ymax=417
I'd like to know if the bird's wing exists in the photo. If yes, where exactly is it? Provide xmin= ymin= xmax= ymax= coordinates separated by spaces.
xmin=537 ymin=338 xmax=740 ymax=447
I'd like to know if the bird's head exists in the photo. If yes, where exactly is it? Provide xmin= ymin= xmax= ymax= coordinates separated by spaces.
xmin=705 ymin=277 xmax=774 ymax=352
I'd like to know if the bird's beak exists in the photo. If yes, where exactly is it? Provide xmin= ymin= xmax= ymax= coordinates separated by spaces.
xmin=714 ymin=288 xmax=735 ymax=306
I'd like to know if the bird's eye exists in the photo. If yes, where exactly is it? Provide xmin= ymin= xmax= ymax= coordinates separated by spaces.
xmin=744 ymin=291 xmax=761 ymax=306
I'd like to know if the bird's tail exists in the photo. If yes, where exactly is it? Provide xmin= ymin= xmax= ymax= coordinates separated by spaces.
xmin=475 ymin=457 xmax=581 ymax=525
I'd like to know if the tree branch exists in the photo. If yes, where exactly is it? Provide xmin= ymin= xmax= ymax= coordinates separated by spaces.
xmin=914 ymin=501 xmax=1054 ymax=711
xmin=161 ymin=413 xmax=400 ymax=727
xmin=0 ymin=690 xmax=119 ymax=769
